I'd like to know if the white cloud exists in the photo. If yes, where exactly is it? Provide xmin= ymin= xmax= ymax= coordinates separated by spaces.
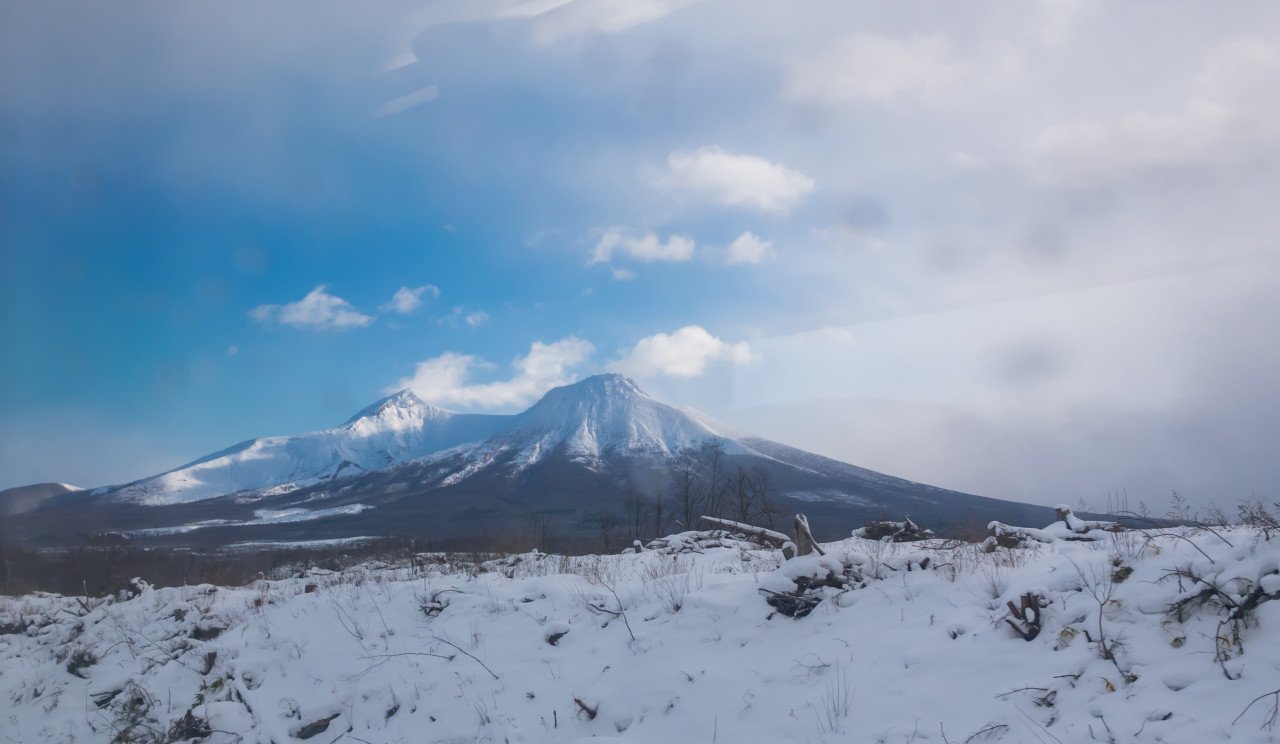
xmin=372 ymin=84 xmax=439 ymax=118
xmin=1026 ymin=38 xmax=1280 ymax=186
xmin=725 ymin=231 xmax=774 ymax=264
xmin=654 ymin=146 xmax=815 ymax=214
xmin=249 ymin=286 xmax=374 ymax=331
xmin=226 ymin=345 xmax=239 ymax=357
xmin=439 ymin=306 xmax=490 ymax=328
xmin=507 ymin=0 xmax=698 ymax=45
xmin=388 ymin=336 xmax=595 ymax=409
xmin=612 ymin=267 xmax=636 ymax=281
xmin=381 ymin=284 xmax=441 ymax=315
xmin=379 ymin=0 xmax=697 ymax=69
xmin=1027 ymin=104 xmax=1235 ymax=186
xmin=589 ymin=227 xmax=694 ymax=264
xmin=610 ymin=325 xmax=756 ymax=378
xmin=786 ymin=33 xmax=964 ymax=104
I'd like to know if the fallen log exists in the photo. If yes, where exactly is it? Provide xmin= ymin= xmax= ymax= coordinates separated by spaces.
xmin=698 ymin=516 xmax=791 ymax=548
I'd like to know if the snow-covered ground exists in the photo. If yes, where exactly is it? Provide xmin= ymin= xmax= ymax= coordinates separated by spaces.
xmin=2 ymin=523 xmax=1278 ymax=743
xmin=126 ymin=505 xmax=374 ymax=538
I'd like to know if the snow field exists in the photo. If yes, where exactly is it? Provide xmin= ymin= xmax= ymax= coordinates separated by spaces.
xmin=1 ymin=526 xmax=1278 ymax=743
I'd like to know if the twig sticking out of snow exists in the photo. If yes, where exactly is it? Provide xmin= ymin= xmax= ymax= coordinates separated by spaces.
xmin=1234 ymin=687 xmax=1280 ymax=730
xmin=428 ymin=634 xmax=500 ymax=680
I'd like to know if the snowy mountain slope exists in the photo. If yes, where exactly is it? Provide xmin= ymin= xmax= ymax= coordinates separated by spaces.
xmin=3 ymin=523 xmax=1277 ymax=743
xmin=103 ymin=390 xmax=506 ymax=505
xmin=0 ymin=482 xmax=82 ymax=516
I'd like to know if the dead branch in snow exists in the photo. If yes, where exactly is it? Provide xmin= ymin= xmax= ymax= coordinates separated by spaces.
xmin=1234 ymin=687 xmax=1280 ymax=730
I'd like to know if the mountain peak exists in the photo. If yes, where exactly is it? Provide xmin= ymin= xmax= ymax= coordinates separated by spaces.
xmin=503 ymin=372 xmax=735 ymax=461
xmin=548 ymin=372 xmax=647 ymax=399
xmin=343 ymin=388 xmax=447 ymax=426
xmin=384 ymin=388 xmax=427 ymax=407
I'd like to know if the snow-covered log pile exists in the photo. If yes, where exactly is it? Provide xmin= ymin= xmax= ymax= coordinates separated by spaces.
xmin=852 ymin=517 xmax=935 ymax=542
xmin=2 ymin=521 xmax=1279 ymax=742
xmin=644 ymin=516 xmax=796 ymax=555
xmin=984 ymin=505 xmax=1124 ymax=551
xmin=758 ymin=553 xmax=865 ymax=617
xmin=481 ymin=549 xmax=549 ymax=578
xmin=642 ymin=528 xmax=762 ymax=554
xmin=757 ymin=541 xmax=933 ymax=617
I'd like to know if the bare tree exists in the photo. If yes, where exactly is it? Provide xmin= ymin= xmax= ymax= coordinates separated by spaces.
xmin=650 ymin=484 xmax=668 ymax=539
xmin=722 ymin=464 xmax=776 ymax=528
xmin=592 ymin=510 xmax=623 ymax=553
xmin=749 ymin=466 xmax=776 ymax=528
xmin=700 ymin=441 xmax=726 ymax=518
xmin=672 ymin=451 xmax=704 ymax=530
xmin=729 ymin=466 xmax=753 ymax=525
xmin=622 ymin=488 xmax=650 ymax=543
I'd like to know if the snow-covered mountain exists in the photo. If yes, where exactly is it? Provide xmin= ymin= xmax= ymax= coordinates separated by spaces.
xmin=416 ymin=373 xmax=766 ymax=477
xmin=103 ymin=375 xmax=758 ymax=506
xmin=508 ymin=373 xmax=743 ymax=459
xmin=0 ymin=482 xmax=83 ymax=516
xmin=9 ymin=374 xmax=1062 ymax=546
xmin=105 ymin=390 xmax=506 ymax=505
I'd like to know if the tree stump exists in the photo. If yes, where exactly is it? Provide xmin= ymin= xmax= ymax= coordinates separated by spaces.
xmin=794 ymin=513 xmax=824 ymax=557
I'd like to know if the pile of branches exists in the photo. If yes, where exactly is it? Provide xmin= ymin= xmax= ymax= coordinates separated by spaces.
xmin=853 ymin=518 xmax=935 ymax=542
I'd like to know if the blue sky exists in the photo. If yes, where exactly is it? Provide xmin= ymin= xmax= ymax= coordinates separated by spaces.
xmin=3 ymin=1 xmax=1279 ymax=510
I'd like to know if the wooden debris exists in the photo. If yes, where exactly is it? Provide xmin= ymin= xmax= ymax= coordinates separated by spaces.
xmin=1004 ymin=592 xmax=1045 ymax=641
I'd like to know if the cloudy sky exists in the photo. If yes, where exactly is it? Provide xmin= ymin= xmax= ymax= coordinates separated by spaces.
xmin=2 ymin=1 xmax=1278 ymax=512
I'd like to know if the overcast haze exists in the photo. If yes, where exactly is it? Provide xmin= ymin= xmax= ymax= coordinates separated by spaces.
xmin=2 ymin=1 xmax=1278 ymax=512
